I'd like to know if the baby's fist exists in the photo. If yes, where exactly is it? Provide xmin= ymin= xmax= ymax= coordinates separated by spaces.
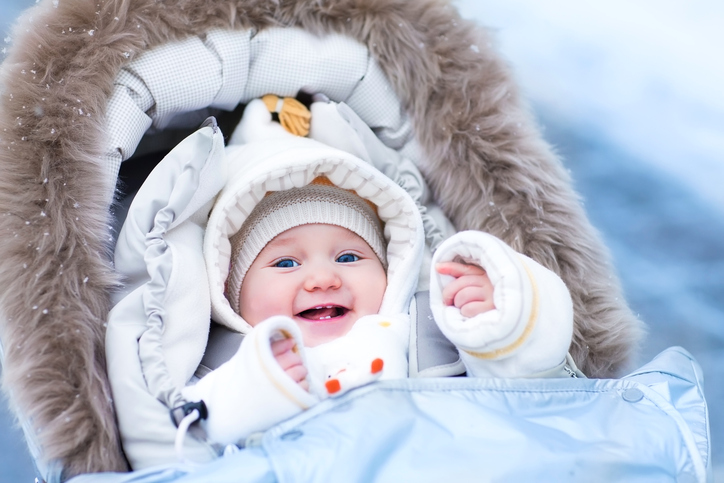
xmin=271 ymin=337 xmax=309 ymax=391
xmin=436 ymin=261 xmax=495 ymax=318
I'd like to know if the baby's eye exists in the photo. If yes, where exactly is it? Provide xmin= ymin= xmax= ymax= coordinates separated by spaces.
xmin=336 ymin=253 xmax=359 ymax=263
xmin=274 ymin=259 xmax=299 ymax=268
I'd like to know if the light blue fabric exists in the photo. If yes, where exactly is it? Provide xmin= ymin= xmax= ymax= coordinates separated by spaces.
xmin=69 ymin=346 xmax=710 ymax=483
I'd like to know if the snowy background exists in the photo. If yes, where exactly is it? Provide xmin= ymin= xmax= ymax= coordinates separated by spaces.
xmin=2 ymin=0 xmax=722 ymax=481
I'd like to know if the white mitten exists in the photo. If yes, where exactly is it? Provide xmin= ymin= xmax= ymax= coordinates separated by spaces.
xmin=305 ymin=314 xmax=409 ymax=397
xmin=429 ymin=231 xmax=573 ymax=378
xmin=181 ymin=316 xmax=318 ymax=445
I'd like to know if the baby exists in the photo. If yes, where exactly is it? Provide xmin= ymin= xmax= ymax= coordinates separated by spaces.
xmin=181 ymin=99 xmax=579 ymax=447
xmin=228 ymin=178 xmax=493 ymax=392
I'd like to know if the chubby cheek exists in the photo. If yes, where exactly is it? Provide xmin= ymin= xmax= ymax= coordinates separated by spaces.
xmin=238 ymin=288 xmax=260 ymax=326
xmin=358 ymin=270 xmax=387 ymax=316
xmin=239 ymin=280 xmax=291 ymax=326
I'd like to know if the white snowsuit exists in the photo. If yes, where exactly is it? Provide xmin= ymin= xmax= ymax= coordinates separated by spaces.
xmin=181 ymin=100 xmax=577 ymax=446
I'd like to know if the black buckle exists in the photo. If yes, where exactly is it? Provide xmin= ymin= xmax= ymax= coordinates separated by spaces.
xmin=170 ymin=400 xmax=208 ymax=427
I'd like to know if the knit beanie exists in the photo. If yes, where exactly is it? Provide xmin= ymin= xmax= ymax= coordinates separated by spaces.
xmin=226 ymin=178 xmax=387 ymax=315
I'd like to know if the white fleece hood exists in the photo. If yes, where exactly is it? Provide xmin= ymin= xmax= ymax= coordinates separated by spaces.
xmin=205 ymin=130 xmax=426 ymax=334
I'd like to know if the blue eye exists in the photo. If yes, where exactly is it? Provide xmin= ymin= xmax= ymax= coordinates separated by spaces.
xmin=274 ymin=259 xmax=299 ymax=268
xmin=336 ymin=253 xmax=359 ymax=263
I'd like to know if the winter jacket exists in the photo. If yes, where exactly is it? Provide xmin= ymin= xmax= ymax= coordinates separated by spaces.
xmin=115 ymin=99 xmax=580 ymax=454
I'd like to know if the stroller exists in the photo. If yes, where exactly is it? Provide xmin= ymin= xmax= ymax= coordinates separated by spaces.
xmin=0 ymin=0 xmax=710 ymax=481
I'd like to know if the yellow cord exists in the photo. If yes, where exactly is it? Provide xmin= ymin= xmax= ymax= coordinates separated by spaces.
xmin=261 ymin=94 xmax=311 ymax=137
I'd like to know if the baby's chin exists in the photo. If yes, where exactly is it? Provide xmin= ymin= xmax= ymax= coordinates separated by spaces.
xmin=293 ymin=311 xmax=358 ymax=347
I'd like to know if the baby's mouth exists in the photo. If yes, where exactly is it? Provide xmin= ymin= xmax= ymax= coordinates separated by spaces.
xmin=296 ymin=305 xmax=349 ymax=321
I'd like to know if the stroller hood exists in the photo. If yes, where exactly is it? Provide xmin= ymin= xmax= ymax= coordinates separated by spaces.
xmin=0 ymin=0 xmax=643 ymax=478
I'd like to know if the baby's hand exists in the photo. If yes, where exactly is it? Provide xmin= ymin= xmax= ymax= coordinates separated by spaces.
xmin=271 ymin=337 xmax=309 ymax=391
xmin=436 ymin=261 xmax=495 ymax=318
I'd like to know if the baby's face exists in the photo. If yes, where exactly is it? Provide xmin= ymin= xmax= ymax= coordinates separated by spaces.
xmin=239 ymin=224 xmax=387 ymax=347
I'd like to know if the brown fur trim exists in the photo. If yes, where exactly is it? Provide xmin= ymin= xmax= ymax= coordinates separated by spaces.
xmin=0 ymin=0 xmax=643 ymax=477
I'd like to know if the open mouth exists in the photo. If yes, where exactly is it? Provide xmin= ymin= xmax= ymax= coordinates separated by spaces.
xmin=296 ymin=305 xmax=349 ymax=321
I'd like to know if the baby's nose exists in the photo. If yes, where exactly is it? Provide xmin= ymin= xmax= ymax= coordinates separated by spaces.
xmin=304 ymin=267 xmax=342 ymax=291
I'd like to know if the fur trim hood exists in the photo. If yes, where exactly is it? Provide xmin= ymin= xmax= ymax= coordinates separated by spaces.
xmin=0 ymin=0 xmax=643 ymax=478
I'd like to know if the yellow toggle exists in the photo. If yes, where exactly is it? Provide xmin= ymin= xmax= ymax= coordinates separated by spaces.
xmin=262 ymin=94 xmax=311 ymax=137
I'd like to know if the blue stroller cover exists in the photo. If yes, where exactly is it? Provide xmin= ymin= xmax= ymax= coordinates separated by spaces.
xmin=69 ymin=347 xmax=709 ymax=482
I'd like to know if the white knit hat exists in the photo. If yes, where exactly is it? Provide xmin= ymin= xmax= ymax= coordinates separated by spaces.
xmin=226 ymin=178 xmax=387 ymax=314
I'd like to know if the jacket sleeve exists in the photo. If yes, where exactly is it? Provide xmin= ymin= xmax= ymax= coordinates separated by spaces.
xmin=429 ymin=231 xmax=574 ymax=378
xmin=181 ymin=316 xmax=318 ymax=446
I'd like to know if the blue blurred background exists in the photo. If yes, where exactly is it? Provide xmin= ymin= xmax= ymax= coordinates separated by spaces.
xmin=2 ymin=0 xmax=722 ymax=481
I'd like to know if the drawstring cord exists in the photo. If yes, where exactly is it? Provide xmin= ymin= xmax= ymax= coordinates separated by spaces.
xmin=171 ymin=401 xmax=208 ymax=463
xmin=175 ymin=408 xmax=201 ymax=463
